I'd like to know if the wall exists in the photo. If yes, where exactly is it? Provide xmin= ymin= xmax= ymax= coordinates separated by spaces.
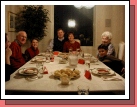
xmin=5 ymin=5 xmax=54 ymax=53
xmin=5 ymin=5 xmax=125 ymax=60
xmin=93 ymin=5 xmax=125 ymax=59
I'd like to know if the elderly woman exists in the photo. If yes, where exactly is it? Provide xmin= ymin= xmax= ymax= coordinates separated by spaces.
xmin=63 ymin=32 xmax=80 ymax=52
xmin=25 ymin=38 xmax=39 ymax=61
xmin=98 ymin=31 xmax=115 ymax=58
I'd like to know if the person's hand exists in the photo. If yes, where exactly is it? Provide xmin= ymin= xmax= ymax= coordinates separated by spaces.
xmin=5 ymin=47 xmax=12 ymax=58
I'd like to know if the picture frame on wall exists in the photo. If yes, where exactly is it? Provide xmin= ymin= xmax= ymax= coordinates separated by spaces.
xmin=8 ymin=11 xmax=17 ymax=32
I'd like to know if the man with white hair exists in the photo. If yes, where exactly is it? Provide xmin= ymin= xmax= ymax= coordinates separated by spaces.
xmin=10 ymin=31 xmax=27 ymax=71
xmin=97 ymin=31 xmax=115 ymax=58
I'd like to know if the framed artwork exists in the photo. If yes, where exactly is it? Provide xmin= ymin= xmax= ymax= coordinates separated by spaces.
xmin=8 ymin=11 xmax=17 ymax=32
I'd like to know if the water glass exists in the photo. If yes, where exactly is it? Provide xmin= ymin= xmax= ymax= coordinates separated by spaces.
xmin=36 ymin=61 xmax=43 ymax=69
xmin=76 ymin=48 xmax=80 ymax=55
xmin=78 ymin=86 xmax=89 ymax=95
xmin=69 ymin=48 xmax=73 ymax=54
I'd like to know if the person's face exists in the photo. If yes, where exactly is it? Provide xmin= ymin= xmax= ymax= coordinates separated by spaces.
xmin=57 ymin=30 xmax=64 ymax=39
xmin=98 ymin=48 xmax=108 ymax=57
xmin=68 ymin=34 xmax=74 ymax=42
xmin=5 ymin=35 xmax=11 ymax=48
xmin=102 ymin=36 xmax=111 ymax=45
xmin=31 ymin=39 xmax=38 ymax=49
xmin=17 ymin=32 xmax=27 ymax=45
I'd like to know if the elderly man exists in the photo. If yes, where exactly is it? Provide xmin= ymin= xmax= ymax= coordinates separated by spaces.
xmin=10 ymin=31 xmax=27 ymax=71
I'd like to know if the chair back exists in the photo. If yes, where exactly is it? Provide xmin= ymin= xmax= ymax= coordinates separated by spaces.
xmin=117 ymin=41 xmax=125 ymax=60
xmin=74 ymin=39 xmax=81 ymax=45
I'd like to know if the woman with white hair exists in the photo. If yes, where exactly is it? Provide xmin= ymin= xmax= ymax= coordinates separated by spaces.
xmin=97 ymin=31 xmax=115 ymax=58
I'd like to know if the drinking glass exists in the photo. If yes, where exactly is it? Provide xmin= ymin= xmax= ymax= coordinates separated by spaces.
xmin=78 ymin=85 xmax=89 ymax=95
xmin=69 ymin=48 xmax=73 ymax=54
xmin=36 ymin=61 xmax=44 ymax=77
xmin=84 ymin=56 xmax=91 ymax=69
xmin=36 ymin=61 xmax=43 ymax=69
xmin=76 ymin=48 xmax=80 ymax=56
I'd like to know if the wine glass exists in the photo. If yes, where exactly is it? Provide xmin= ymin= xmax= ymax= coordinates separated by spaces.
xmin=76 ymin=48 xmax=80 ymax=56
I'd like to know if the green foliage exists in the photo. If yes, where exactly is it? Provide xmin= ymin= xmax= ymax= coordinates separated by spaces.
xmin=15 ymin=5 xmax=50 ymax=41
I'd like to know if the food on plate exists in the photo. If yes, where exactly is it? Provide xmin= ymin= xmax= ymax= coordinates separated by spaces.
xmin=97 ymin=68 xmax=110 ymax=74
xmin=53 ymin=68 xmax=80 ymax=79
xmin=24 ymin=68 xmax=35 ymax=74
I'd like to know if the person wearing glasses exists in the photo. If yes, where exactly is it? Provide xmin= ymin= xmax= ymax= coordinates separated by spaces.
xmin=9 ymin=31 xmax=27 ymax=71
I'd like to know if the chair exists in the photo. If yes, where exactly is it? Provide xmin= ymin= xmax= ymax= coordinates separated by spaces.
xmin=75 ymin=39 xmax=81 ymax=45
xmin=117 ymin=41 xmax=125 ymax=60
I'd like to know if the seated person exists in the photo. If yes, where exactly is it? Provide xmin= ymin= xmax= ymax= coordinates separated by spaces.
xmin=97 ymin=31 xmax=116 ymax=58
xmin=5 ymin=33 xmax=13 ymax=81
xmin=53 ymin=28 xmax=68 ymax=52
xmin=63 ymin=32 xmax=81 ymax=53
xmin=25 ymin=38 xmax=39 ymax=61
xmin=97 ymin=44 xmax=125 ymax=75
xmin=10 ymin=31 xmax=27 ymax=71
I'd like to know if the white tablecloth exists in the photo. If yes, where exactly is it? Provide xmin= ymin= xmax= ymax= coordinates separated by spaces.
xmin=5 ymin=55 xmax=125 ymax=93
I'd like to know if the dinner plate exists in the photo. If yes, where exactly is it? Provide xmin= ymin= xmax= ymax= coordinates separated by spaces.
xmin=57 ymin=53 xmax=69 ymax=57
xmin=59 ymin=60 xmax=67 ymax=64
xmin=37 ymin=53 xmax=45 ymax=56
xmin=91 ymin=68 xmax=115 ymax=76
xmin=31 ymin=57 xmax=46 ymax=62
xmin=18 ymin=67 xmax=38 ymax=75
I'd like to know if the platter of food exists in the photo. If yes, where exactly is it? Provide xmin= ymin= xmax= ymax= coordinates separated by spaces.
xmin=52 ymin=68 xmax=80 ymax=79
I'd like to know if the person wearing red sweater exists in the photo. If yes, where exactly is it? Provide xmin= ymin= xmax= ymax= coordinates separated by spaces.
xmin=25 ymin=38 xmax=39 ymax=62
xmin=63 ymin=32 xmax=80 ymax=53
xmin=9 ymin=31 xmax=27 ymax=71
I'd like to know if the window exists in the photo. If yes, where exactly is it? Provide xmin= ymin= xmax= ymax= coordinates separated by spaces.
xmin=54 ymin=5 xmax=94 ymax=46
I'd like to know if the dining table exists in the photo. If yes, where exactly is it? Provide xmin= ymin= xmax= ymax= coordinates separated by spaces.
xmin=5 ymin=52 xmax=125 ymax=95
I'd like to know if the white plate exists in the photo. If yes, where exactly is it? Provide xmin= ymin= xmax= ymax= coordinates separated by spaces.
xmin=91 ymin=68 xmax=115 ymax=76
xmin=59 ymin=60 xmax=67 ymax=64
xmin=31 ymin=57 xmax=46 ymax=62
xmin=37 ymin=53 xmax=45 ymax=56
xmin=18 ymin=67 xmax=38 ymax=75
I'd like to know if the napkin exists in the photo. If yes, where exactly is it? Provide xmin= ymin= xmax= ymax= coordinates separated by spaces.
xmin=84 ymin=70 xmax=92 ymax=80
xmin=53 ymin=51 xmax=59 ymax=55
xmin=101 ymin=77 xmax=122 ymax=81
xmin=78 ymin=59 xmax=85 ymax=64
xmin=43 ymin=66 xmax=48 ymax=74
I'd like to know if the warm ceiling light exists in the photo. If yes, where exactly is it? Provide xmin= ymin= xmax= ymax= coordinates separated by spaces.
xmin=74 ymin=5 xmax=94 ymax=9
xmin=68 ymin=19 xmax=76 ymax=28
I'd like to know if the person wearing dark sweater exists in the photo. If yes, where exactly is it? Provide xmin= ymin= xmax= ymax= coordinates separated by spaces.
xmin=52 ymin=28 xmax=68 ymax=52
xmin=97 ymin=44 xmax=125 ymax=75
xmin=5 ymin=33 xmax=13 ymax=81
xmin=63 ymin=32 xmax=81 ymax=53
xmin=25 ymin=38 xmax=39 ymax=62
xmin=9 ymin=31 xmax=27 ymax=71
